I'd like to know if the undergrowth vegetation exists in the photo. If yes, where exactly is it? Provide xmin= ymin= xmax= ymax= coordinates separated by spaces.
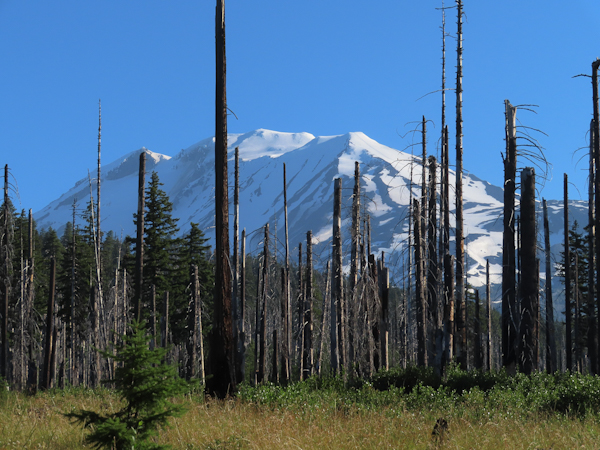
xmin=240 ymin=365 xmax=600 ymax=418
xmin=3 ymin=366 xmax=600 ymax=448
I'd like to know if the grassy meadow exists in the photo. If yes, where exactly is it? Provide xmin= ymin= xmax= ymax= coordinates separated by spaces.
xmin=2 ymin=367 xmax=600 ymax=449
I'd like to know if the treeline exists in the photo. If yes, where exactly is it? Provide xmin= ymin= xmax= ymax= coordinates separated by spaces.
xmin=0 ymin=169 xmax=213 ymax=390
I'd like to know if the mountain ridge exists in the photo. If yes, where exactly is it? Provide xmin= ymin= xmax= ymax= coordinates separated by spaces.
xmin=34 ymin=129 xmax=587 ymax=303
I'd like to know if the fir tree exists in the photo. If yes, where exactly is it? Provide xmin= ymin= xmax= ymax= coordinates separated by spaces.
xmin=65 ymin=320 xmax=189 ymax=449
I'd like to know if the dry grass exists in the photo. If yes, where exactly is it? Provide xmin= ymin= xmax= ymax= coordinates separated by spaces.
xmin=1 ymin=389 xmax=599 ymax=449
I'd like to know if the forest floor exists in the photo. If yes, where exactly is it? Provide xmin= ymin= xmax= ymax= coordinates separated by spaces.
xmin=1 ymin=386 xmax=600 ymax=449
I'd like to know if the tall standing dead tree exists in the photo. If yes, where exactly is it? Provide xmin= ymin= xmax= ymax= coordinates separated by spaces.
xmin=502 ymin=101 xmax=518 ymax=371
xmin=591 ymin=58 xmax=600 ymax=374
xmin=332 ymin=178 xmax=344 ymax=373
xmin=454 ymin=0 xmax=466 ymax=369
xmin=519 ymin=168 xmax=537 ymax=374
xmin=209 ymin=0 xmax=235 ymax=398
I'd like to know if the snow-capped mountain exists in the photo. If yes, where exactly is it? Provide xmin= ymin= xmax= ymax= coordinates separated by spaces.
xmin=34 ymin=129 xmax=587 ymax=306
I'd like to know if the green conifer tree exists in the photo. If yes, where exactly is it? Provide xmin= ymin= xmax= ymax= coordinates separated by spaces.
xmin=65 ymin=320 xmax=189 ymax=449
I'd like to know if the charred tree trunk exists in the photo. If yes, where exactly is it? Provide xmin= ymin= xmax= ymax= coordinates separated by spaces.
xmin=454 ymin=0 xmax=466 ymax=370
xmin=209 ymin=0 xmax=235 ymax=397
xmin=502 ymin=101 xmax=518 ymax=371
xmin=332 ymin=178 xmax=344 ymax=373
xmin=519 ymin=168 xmax=537 ymax=374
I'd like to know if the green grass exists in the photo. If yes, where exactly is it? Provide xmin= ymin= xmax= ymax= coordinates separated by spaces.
xmin=3 ymin=368 xmax=600 ymax=448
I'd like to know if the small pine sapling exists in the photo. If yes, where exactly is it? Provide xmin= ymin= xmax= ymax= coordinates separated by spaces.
xmin=66 ymin=320 xmax=190 ymax=449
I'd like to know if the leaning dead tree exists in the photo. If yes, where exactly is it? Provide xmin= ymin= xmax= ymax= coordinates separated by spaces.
xmin=209 ymin=0 xmax=235 ymax=397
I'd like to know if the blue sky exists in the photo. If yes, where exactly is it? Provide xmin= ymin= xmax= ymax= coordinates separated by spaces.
xmin=1 ymin=1 xmax=599 ymax=213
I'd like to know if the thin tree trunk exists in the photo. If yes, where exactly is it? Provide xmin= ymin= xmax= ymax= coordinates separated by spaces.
xmin=588 ymin=119 xmax=597 ymax=374
xmin=318 ymin=260 xmax=331 ymax=376
xmin=233 ymin=147 xmax=242 ymax=383
xmin=42 ymin=257 xmax=56 ymax=390
xmin=543 ymin=200 xmax=556 ymax=373
xmin=574 ymin=255 xmax=580 ymax=372
xmin=486 ymin=260 xmax=492 ymax=371
xmin=240 ymin=229 xmax=246 ymax=381
xmin=349 ymin=161 xmax=360 ymax=368
xmin=135 ymin=152 xmax=146 ymax=321
xmin=474 ymin=290 xmax=482 ymax=369
xmin=332 ymin=178 xmax=344 ymax=373
xmin=592 ymin=59 xmax=600 ymax=373
xmin=1 ymin=165 xmax=9 ymax=381
xmin=414 ymin=199 xmax=427 ymax=366
xmin=162 ymin=291 xmax=169 ymax=349
xmin=427 ymin=156 xmax=439 ymax=368
xmin=187 ymin=270 xmax=198 ymax=380
xmin=303 ymin=231 xmax=313 ymax=379
xmin=283 ymin=164 xmax=291 ymax=382
xmin=565 ymin=173 xmax=572 ymax=371
xmin=257 ymin=224 xmax=269 ymax=384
